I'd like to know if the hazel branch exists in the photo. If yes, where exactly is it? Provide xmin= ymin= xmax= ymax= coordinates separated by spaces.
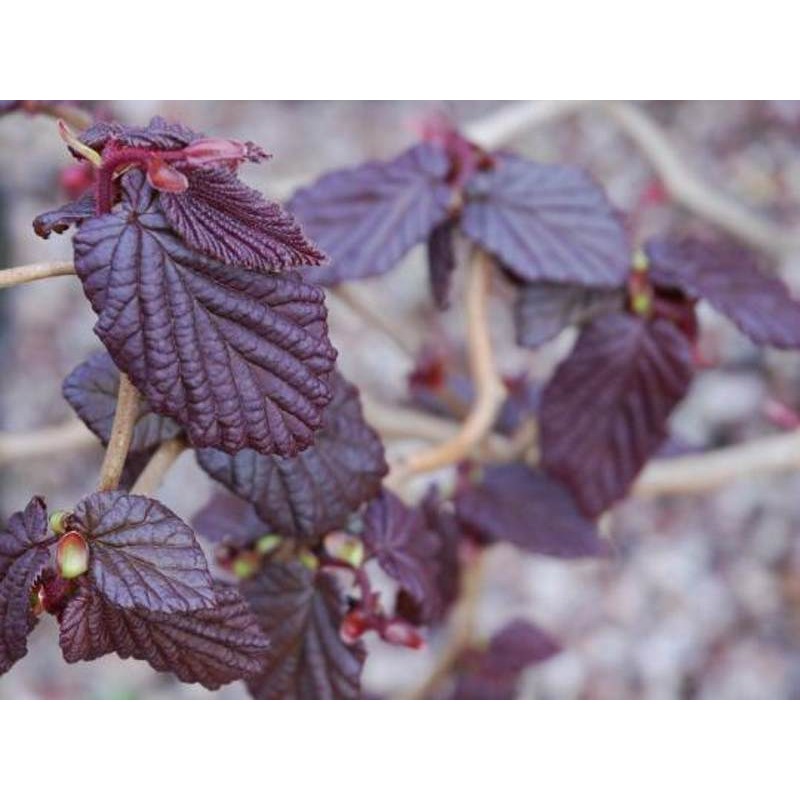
xmin=96 ymin=374 xmax=139 ymax=492
xmin=0 ymin=262 xmax=76 ymax=289
xmin=389 ymin=249 xmax=506 ymax=483
xmin=131 ymin=437 xmax=188 ymax=496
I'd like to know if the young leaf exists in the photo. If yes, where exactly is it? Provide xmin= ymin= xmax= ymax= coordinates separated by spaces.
xmin=515 ymin=282 xmax=624 ymax=349
xmin=33 ymin=191 xmax=95 ymax=238
xmin=461 ymin=155 xmax=629 ymax=286
xmin=362 ymin=490 xmax=439 ymax=610
xmin=541 ymin=313 xmax=693 ymax=516
xmin=288 ymin=143 xmax=453 ymax=283
xmin=159 ymin=166 xmax=325 ymax=271
xmin=73 ymin=170 xmax=336 ymax=456
xmin=242 ymin=563 xmax=364 ymax=700
xmin=72 ymin=491 xmax=215 ymax=613
xmin=455 ymin=464 xmax=606 ymax=558
xmin=78 ymin=116 xmax=199 ymax=153
xmin=427 ymin=219 xmax=458 ymax=310
xmin=646 ymin=237 xmax=800 ymax=349
xmin=192 ymin=492 xmax=268 ymax=548
xmin=63 ymin=351 xmax=181 ymax=453
xmin=197 ymin=373 xmax=387 ymax=540
xmin=59 ymin=580 xmax=270 ymax=690
xmin=0 ymin=497 xmax=52 ymax=676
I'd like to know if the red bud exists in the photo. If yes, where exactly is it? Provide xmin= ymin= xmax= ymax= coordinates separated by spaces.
xmin=146 ymin=157 xmax=189 ymax=194
xmin=340 ymin=608 xmax=371 ymax=645
xmin=380 ymin=619 xmax=425 ymax=650
xmin=56 ymin=531 xmax=90 ymax=579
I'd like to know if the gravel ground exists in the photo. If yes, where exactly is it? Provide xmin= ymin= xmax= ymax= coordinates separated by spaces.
xmin=2 ymin=100 xmax=800 ymax=699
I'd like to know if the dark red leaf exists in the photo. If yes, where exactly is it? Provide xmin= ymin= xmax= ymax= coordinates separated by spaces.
xmin=362 ymin=490 xmax=439 ymax=610
xmin=59 ymin=580 xmax=270 ymax=690
xmin=461 ymin=154 xmax=629 ymax=286
xmin=288 ymin=143 xmax=453 ymax=283
xmin=73 ymin=170 xmax=337 ymax=456
xmin=455 ymin=464 xmax=606 ymax=557
xmin=72 ymin=491 xmax=214 ymax=613
xmin=196 ymin=372 xmax=386 ymax=540
xmin=160 ymin=166 xmax=325 ymax=271
xmin=541 ymin=313 xmax=693 ymax=515
xmin=63 ymin=351 xmax=181 ymax=454
xmin=192 ymin=492 xmax=267 ymax=548
xmin=427 ymin=219 xmax=457 ymax=309
xmin=515 ymin=282 xmax=624 ymax=348
xmin=646 ymin=237 xmax=800 ymax=349
xmin=0 ymin=497 xmax=52 ymax=675
xmin=32 ymin=191 xmax=95 ymax=238
xmin=242 ymin=563 xmax=364 ymax=699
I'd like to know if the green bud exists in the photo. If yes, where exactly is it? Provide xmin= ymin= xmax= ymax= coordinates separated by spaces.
xmin=298 ymin=550 xmax=319 ymax=572
xmin=49 ymin=510 xmax=71 ymax=536
xmin=56 ymin=531 xmax=89 ymax=579
xmin=255 ymin=534 xmax=282 ymax=555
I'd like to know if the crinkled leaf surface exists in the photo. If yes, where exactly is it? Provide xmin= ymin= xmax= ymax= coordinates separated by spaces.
xmin=242 ymin=563 xmax=364 ymax=699
xmin=541 ymin=313 xmax=693 ymax=516
xmin=427 ymin=219 xmax=458 ymax=309
xmin=461 ymin=155 xmax=629 ymax=286
xmin=33 ymin=191 xmax=95 ymax=238
xmin=63 ymin=351 xmax=181 ymax=453
xmin=455 ymin=464 xmax=606 ymax=558
xmin=646 ymin=237 xmax=800 ymax=349
xmin=515 ymin=282 xmax=625 ymax=349
xmin=72 ymin=491 xmax=214 ymax=613
xmin=363 ymin=490 xmax=439 ymax=609
xmin=79 ymin=116 xmax=198 ymax=153
xmin=192 ymin=492 xmax=268 ymax=548
xmin=0 ymin=497 xmax=51 ymax=676
xmin=59 ymin=580 xmax=269 ymax=690
xmin=197 ymin=372 xmax=386 ymax=540
xmin=73 ymin=170 xmax=336 ymax=456
xmin=160 ymin=166 xmax=325 ymax=271
xmin=288 ymin=143 xmax=452 ymax=283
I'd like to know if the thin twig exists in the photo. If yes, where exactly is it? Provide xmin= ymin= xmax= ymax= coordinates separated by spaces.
xmin=0 ymin=418 xmax=98 ymax=466
xmin=0 ymin=262 xmax=75 ymax=289
xmin=131 ymin=437 xmax=188 ymax=496
xmin=400 ymin=553 xmax=486 ymax=700
xmin=603 ymin=101 xmax=800 ymax=256
xmin=391 ymin=249 xmax=506 ymax=482
xmin=97 ymin=374 xmax=139 ymax=492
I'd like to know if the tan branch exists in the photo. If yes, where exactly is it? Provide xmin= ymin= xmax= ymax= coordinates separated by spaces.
xmin=97 ymin=374 xmax=139 ymax=492
xmin=390 ymin=249 xmax=506 ymax=482
xmin=0 ymin=418 xmax=98 ymax=466
xmin=0 ymin=262 xmax=75 ymax=289
xmin=603 ymin=101 xmax=800 ymax=256
xmin=131 ymin=437 xmax=188 ymax=496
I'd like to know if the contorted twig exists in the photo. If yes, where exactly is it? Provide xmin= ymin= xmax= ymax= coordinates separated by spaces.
xmin=131 ymin=437 xmax=188 ymax=496
xmin=0 ymin=262 xmax=76 ymax=289
xmin=96 ymin=374 xmax=139 ymax=492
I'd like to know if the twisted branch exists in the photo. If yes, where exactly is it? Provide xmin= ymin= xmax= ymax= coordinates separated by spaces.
xmin=96 ymin=374 xmax=139 ymax=492
xmin=0 ymin=262 xmax=76 ymax=289
xmin=131 ymin=437 xmax=188 ymax=496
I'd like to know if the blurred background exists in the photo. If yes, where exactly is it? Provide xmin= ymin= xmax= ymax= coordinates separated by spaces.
xmin=3 ymin=100 xmax=800 ymax=699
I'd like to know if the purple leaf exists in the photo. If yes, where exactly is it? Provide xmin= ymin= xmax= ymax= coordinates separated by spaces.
xmin=541 ymin=313 xmax=693 ymax=516
xmin=78 ymin=116 xmax=199 ymax=153
xmin=428 ymin=219 xmax=457 ymax=309
xmin=461 ymin=154 xmax=629 ymax=286
xmin=192 ymin=492 xmax=267 ymax=548
xmin=363 ymin=490 xmax=439 ymax=610
xmin=197 ymin=372 xmax=386 ymax=540
xmin=63 ymin=351 xmax=181 ymax=453
xmin=455 ymin=464 xmax=606 ymax=558
xmin=0 ymin=497 xmax=52 ymax=676
xmin=288 ymin=143 xmax=453 ymax=283
xmin=73 ymin=170 xmax=337 ymax=456
xmin=72 ymin=491 xmax=215 ymax=613
xmin=159 ymin=166 xmax=325 ymax=271
xmin=242 ymin=563 xmax=364 ymax=699
xmin=59 ymin=580 xmax=270 ymax=690
xmin=453 ymin=619 xmax=561 ymax=700
xmin=515 ymin=282 xmax=625 ymax=349
xmin=395 ymin=486 xmax=461 ymax=626
xmin=33 ymin=191 xmax=95 ymax=238
xmin=646 ymin=237 xmax=800 ymax=349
